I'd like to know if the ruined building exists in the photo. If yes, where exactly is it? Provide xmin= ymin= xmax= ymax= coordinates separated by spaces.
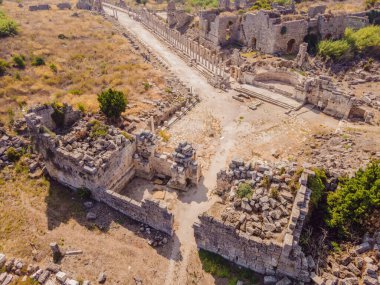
xmin=198 ymin=3 xmax=369 ymax=54
xmin=195 ymin=159 xmax=315 ymax=282
xmin=25 ymin=104 xmax=202 ymax=235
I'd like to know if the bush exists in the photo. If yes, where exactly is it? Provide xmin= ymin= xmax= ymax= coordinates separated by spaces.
xmin=31 ymin=56 xmax=45 ymax=66
xmin=250 ymin=0 xmax=272 ymax=10
xmin=326 ymin=160 xmax=380 ymax=235
xmin=97 ymin=88 xmax=127 ymax=120
xmin=6 ymin=147 xmax=23 ymax=162
xmin=345 ymin=26 xmax=380 ymax=55
xmin=0 ymin=59 xmax=8 ymax=76
xmin=49 ymin=63 xmax=58 ymax=73
xmin=89 ymin=120 xmax=108 ymax=138
xmin=158 ymin=129 xmax=171 ymax=142
xmin=307 ymin=168 xmax=327 ymax=208
xmin=318 ymin=39 xmax=352 ymax=60
xmin=12 ymin=54 xmax=25 ymax=69
xmin=0 ymin=11 xmax=18 ymax=37
xmin=365 ymin=0 xmax=379 ymax=8
xmin=237 ymin=183 xmax=252 ymax=199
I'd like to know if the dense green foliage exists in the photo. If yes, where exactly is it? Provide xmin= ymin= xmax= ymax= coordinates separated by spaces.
xmin=317 ymin=40 xmax=351 ymax=60
xmin=0 ymin=10 xmax=18 ymax=37
xmin=345 ymin=26 xmax=380 ymax=54
xmin=199 ymin=250 xmax=259 ymax=285
xmin=98 ymin=88 xmax=127 ymax=120
xmin=0 ymin=59 xmax=8 ymax=76
xmin=307 ymin=168 xmax=327 ymax=208
xmin=12 ymin=54 xmax=25 ymax=69
xmin=237 ymin=182 xmax=252 ymax=199
xmin=318 ymin=26 xmax=380 ymax=61
xmin=187 ymin=0 xmax=218 ymax=8
xmin=31 ymin=56 xmax=45 ymax=66
xmin=250 ymin=0 xmax=271 ymax=10
xmin=326 ymin=160 xmax=380 ymax=235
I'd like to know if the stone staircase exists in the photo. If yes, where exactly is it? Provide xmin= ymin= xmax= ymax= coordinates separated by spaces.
xmin=234 ymin=87 xmax=297 ymax=110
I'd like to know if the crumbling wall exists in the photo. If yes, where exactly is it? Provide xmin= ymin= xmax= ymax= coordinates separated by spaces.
xmin=102 ymin=190 xmax=174 ymax=235
xmin=28 ymin=4 xmax=50 ymax=11
xmin=304 ymin=76 xmax=356 ymax=119
xmin=194 ymin=162 xmax=314 ymax=282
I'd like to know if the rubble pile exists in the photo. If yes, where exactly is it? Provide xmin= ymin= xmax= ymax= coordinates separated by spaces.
xmin=0 ymin=253 xmax=90 ymax=285
xmin=135 ymin=131 xmax=156 ymax=161
xmin=56 ymin=119 xmax=131 ymax=175
xmin=0 ymin=127 xmax=28 ymax=169
xmin=312 ymin=232 xmax=380 ymax=285
xmin=300 ymin=132 xmax=379 ymax=179
xmin=171 ymin=142 xmax=198 ymax=173
xmin=217 ymin=160 xmax=300 ymax=240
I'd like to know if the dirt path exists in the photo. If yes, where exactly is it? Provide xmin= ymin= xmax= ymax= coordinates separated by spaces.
xmin=103 ymin=6 xmax=344 ymax=285
xmin=103 ymin=6 xmax=250 ymax=284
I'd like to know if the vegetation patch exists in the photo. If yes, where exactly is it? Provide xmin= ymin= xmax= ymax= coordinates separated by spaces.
xmin=237 ymin=182 xmax=252 ymax=199
xmin=0 ymin=59 xmax=8 ymax=76
xmin=326 ymin=160 xmax=380 ymax=236
xmin=0 ymin=10 xmax=18 ymax=37
xmin=12 ymin=54 xmax=26 ymax=69
xmin=31 ymin=56 xmax=45 ymax=66
xmin=158 ymin=129 xmax=171 ymax=142
xmin=89 ymin=120 xmax=108 ymax=138
xmin=199 ymin=249 xmax=259 ymax=285
xmin=307 ymin=168 xmax=327 ymax=208
xmin=318 ymin=26 xmax=380 ymax=61
xmin=6 ymin=147 xmax=23 ymax=162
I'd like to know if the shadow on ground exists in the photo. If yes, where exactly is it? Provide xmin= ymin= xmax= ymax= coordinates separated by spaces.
xmin=44 ymin=178 xmax=182 ymax=262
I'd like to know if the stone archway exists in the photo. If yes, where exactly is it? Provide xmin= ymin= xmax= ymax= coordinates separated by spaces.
xmin=287 ymin=39 xmax=295 ymax=53
xmin=303 ymin=34 xmax=318 ymax=55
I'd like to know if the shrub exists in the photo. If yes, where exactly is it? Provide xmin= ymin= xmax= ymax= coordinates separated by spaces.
xmin=89 ymin=120 xmax=108 ymax=138
xmin=31 ymin=56 xmax=45 ymax=66
xmin=12 ymin=54 xmax=25 ymax=69
xmin=49 ymin=63 xmax=57 ymax=73
xmin=158 ymin=129 xmax=171 ymax=142
xmin=0 ymin=11 xmax=18 ymax=37
xmin=250 ymin=0 xmax=272 ymax=10
xmin=237 ymin=183 xmax=252 ymax=199
xmin=0 ymin=59 xmax=8 ymax=76
xmin=270 ymin=187 xmax=279 ymax=200
xmin=6 ymin=147 xmax=23 ymax=162
xmin=318 ymin=39 xmax=352 ymax=60
xmin=345 ymin=26 xmax=380 ymax=55
xmin=97 ymin=88 xmax=127 ymax=120
xmin=307 ymin=168 xmax=327 ymax=208
xmin=121 ymin=131 xmax=135 ymax=142
xmin=326 ymin=160 xmax=380 ymax=236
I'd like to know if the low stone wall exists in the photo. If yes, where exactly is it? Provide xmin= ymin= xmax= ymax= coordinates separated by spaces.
xmin=102 ymin=190 xmax=174 ymax=235
xmin=29 ymin=4 xmax=50 ymax=11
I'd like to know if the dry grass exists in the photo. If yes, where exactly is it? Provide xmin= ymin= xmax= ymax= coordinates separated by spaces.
xmin=0 ymin=0 xmax=166 ymax=125
xmin=296 ymin=0 xmax=367 ymax=13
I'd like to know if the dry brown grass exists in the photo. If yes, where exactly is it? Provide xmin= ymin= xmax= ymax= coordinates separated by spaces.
xmin=296 ymin=0 xmax=367 ymax=13
xmin=0 ymin=0 xmax=166 ymax=125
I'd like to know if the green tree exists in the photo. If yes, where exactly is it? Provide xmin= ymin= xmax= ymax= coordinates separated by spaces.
xmin=237 ymin=183 xmax=252 ymax=199
xmin=97 ymin=88 xmax=127 ymax=120
xmin=326 ymin=160 xmax=380 ymax=236
xmin=318 ymin=39 xmax=352 ymax=61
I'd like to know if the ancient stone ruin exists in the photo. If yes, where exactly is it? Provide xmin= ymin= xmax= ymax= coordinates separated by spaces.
xmin=24 ymin=104 xmax=201 ymax=235
xmin=195 ymin=159 xmax=315 ymax=282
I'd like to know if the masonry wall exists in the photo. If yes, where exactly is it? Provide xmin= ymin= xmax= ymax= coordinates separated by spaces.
xmin=102 ymin=190 xmax=174 ymax=235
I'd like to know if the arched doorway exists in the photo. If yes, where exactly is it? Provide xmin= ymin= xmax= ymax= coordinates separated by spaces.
xmin=251 ymin=37 xmax=257 ymax=49
xmin=287 ymin=39 xmax=295 ymax=53
xmin=303 ymin=34 xmax=319 ymax=55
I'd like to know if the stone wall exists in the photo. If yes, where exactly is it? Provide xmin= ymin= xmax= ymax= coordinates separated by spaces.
xmin=101 ymin=190 xmax=174 ymax=235
xmin=28 ymin=4 xmax=50 ymax=11
xmin=194 ymin=160 xmax=315 ymax=282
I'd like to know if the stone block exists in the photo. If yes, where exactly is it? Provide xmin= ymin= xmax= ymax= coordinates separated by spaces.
xmin=356 ymin=242 xmax=371 ymax=254
xmin=56 ymin=271 xmax=67 ymax=282
xmin=0 ymin=253 xmax=5 ymax=267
